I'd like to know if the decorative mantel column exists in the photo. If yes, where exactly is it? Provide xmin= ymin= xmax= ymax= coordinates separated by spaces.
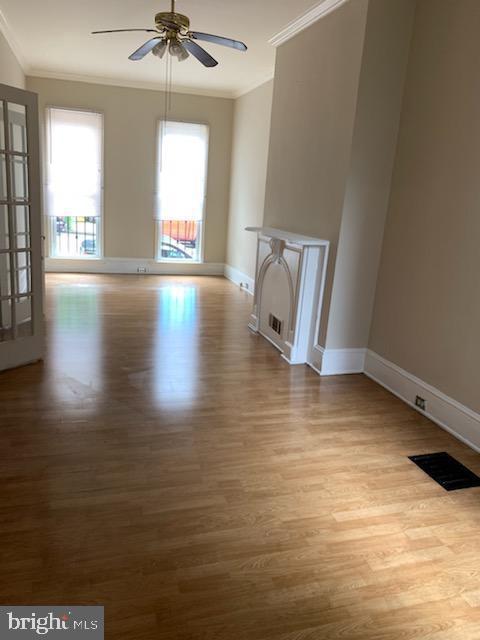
xmin=246 ymin=227 xmax=329 ymax=366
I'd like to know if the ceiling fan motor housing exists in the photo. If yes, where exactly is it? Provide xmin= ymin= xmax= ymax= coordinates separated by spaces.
xmin=155 ymin=12 xmax=190 ymax=32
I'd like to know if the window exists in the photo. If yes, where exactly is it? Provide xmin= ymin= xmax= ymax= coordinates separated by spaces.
xmin=155 ymin=121 xmax=209 ymax=262
xmin=46 ymin=108 xmax=103 ymax=258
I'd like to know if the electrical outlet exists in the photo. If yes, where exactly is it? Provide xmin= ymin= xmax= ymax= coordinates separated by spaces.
xmin=415 ymin=395 xmax=426 ymax=411
xmin=137 ymin=267 xmax=147 ymax=274
xmin=240 ymin=282 xmax=249 ymax=290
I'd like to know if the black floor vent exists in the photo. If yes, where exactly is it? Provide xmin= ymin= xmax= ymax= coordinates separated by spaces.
xmin=409 ymin=452 xmax=480 ymax=491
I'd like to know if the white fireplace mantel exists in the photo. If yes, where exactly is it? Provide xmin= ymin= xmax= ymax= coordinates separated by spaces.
xmin=246 ymin=227 xmax=330 ymax=367
xmin=246 ymin=227 xmax=329 ymax=247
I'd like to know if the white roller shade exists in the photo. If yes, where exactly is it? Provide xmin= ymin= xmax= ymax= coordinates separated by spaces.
xmin=155 ymin=121 xmax=209 ymax=221
xmin=46 ymin=108 xmax=103 ymax=218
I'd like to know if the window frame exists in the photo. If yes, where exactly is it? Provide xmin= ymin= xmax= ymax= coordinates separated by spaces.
xmin=154 ymin=119 xmax=209 ymax=264
xmin=45 ymin=105 xmax=105 ymax=260
xmin=48 ymin=215 xmax=103 ymax=261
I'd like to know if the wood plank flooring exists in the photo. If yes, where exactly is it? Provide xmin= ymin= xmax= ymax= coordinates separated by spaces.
xmin=1 ymin=273 xmax=480 ymax=639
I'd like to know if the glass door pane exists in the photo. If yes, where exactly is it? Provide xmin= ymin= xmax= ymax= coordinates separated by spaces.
xmin=15 ymin=295 xmax=32 ymax=338
xmin=11 ymin=155 xmax=29 ymax=201
xmin=0 ymin=298 xmax=13 ymax=342
xmin=8 ymin=103 xmax=27 ymax=153
xmin=0 ymin=251 xmax=11 ymax=297
xmin=0 ymin=102 xmax=4 ymax=150
xmin=0 ymin=153 xmax=6 ymax=200
xmin=0 ymin=204 xmax=9 ymax=250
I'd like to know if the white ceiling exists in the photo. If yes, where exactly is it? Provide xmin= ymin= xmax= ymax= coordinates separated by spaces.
xmin=0 ymin=0 xmax=319 ymax=97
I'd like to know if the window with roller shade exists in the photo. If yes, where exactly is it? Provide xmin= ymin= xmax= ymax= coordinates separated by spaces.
xmin=155 ymin=121 xmax=209 ymax=262
xmin=46 ymin=107 xmax=103 ymax=258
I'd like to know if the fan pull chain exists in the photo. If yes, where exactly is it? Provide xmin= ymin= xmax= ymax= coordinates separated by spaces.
xmin=160 ymin=43 xmax=174 ymax=172
xmin=160 ymin=52 xmax=168 ymax=173
xmin=169 ymin=53 xmax=173 ymax=111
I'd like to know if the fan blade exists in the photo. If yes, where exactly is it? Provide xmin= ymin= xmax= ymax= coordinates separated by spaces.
xmin=182 ymin=39 xmax=218 ymax=67
xmin=190 ymin=31 xmax=247 ymax=51
xmin=129 ymin=37 xmax=163 ymax=60
xmin=92 ymin=29 xmax=158 ymax=34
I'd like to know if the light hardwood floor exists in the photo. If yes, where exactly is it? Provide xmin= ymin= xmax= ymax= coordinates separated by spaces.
xmin=1 ymin=273 xmax=480 ymax=639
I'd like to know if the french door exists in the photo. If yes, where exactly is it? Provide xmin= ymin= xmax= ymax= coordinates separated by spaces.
xmin=0 ymin=83 xmax=43 ymax=371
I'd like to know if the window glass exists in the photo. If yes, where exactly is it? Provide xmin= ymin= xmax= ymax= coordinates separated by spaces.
xmin=155 ymin=121 xmax=208 ymax=262
xmin=46 ymin=108 xmax=103 ymax=258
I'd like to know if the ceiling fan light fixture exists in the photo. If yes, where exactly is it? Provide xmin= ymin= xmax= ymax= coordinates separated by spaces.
xmin=152 ymin=40 xmax=167 ymax=58
xmin=169 ymin=39 xmax=189 ymax=62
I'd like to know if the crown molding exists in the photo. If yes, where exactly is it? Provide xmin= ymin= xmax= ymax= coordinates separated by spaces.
xmin=0 ymin=7 xmax=28 ymax=71
xmin=27 ymin=68 xmax=274 ymax=101
xmin=269 ymin=0 xmax=351 ymax=47
xmin=233 ymin=74 xmax=274 ymax=99
xmin=26 ymin=69 xmax=236 ymax=99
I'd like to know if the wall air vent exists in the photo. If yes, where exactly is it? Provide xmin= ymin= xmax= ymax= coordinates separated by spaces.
xmin=269 ymin=313 xmax=282 ymax=336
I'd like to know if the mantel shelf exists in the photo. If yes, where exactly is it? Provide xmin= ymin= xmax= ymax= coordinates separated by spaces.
xmin=246 ymin=226 xmax=329 ymax=248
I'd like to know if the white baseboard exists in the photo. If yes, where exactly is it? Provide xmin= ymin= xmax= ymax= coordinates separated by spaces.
xmin=365 ymin=350 xmax=480 ymax=453
xmin=224 ymin=264 xmax=254 ymax=295
xmin=312 ymin=346 xmax=367 ymax=376
xmin=45 ymin=257 xmax=225 ymax=276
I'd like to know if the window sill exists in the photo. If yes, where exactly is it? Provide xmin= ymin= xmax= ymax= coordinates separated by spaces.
xmin=156 ymin=259 xmax=204 ymax=265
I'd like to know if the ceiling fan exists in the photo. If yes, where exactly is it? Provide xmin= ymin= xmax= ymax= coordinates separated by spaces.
xmin=92 ymin=0 xmax=247 ymax=68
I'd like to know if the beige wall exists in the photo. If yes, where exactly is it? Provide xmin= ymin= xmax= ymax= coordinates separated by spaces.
xmin=26 ymin=76 xmax=233 ymax=262
xmin=226 ymin=80 xmax=273 ymax=280
xmin=369 ymin=0 xmax=480 ymax=413
xmin=0 ymin=31 xmax=25 ymax=89
xmin=263 ymin=0 xmax=369 ymax=344
xmin=326 ymin=0 xmax=415 ymax=349
xmin=263 ymin=0 xmax=368 ymax=243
